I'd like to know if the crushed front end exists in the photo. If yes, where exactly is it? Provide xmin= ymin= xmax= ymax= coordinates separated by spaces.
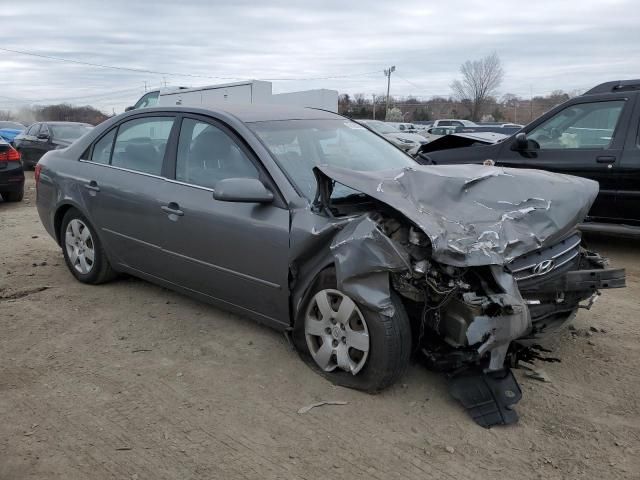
xmin=311 ymin=164 xmax=626 ymax=427
xmin=382 ymin=219 xmax=625 ymax=426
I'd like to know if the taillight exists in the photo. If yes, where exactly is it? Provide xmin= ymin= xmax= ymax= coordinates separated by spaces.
xmin=35 ymin=163 xmax=42 ymax=188
xmin=0 ymin=146 xmax=20 ymax=162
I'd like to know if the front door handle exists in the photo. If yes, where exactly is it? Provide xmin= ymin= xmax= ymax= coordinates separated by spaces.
xmin=161 ymin=202 xmax=184 ymax=216
xmin=84 ymin=180 xmax=100 ymax=192
xmin=596 ymin=155 xmax=616 ymax=164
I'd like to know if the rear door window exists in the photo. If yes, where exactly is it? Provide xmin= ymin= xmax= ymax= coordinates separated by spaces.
xmin=111 ymin=117 xmax=174 ymax=175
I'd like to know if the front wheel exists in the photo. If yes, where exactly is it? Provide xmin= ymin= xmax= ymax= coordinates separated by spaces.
xmin=296 ymin=269 xmax=412 ymax=392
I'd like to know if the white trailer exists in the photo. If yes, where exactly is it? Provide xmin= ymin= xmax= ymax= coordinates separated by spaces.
xmin=157 ymin=80 xmax=273 ymax=108
xmin=269 ymin=89 xmax=338 ymax=112
xmin=138 ymin=80 xmax=339 ymax=112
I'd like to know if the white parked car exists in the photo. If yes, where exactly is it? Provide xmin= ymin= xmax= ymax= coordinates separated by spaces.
xmin=432 ymin=119 xmax=477 ymax=128
xmin=359 ymin=120 xmax=427 ymax=154
xmin=386 ymin=122 xmax=418 ymax=133
xmin=422 ymin=126 xmax=460 ymax=143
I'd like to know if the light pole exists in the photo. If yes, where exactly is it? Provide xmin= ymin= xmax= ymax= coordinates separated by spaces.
xmin=384 ymin=66 xmax=395 ymax=119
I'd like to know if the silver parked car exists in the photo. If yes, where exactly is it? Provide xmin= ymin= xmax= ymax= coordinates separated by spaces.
xmin=358 ymin=119 xmax=426 ymax=154
xmin=36 ymin=105 xmax=624 ymax=426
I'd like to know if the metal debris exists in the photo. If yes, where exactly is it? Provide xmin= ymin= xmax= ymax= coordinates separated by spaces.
xmin=523 ymin=367 xmax=551 ymax=383
xmin=297 ymin=400 xmax=348 ymax=414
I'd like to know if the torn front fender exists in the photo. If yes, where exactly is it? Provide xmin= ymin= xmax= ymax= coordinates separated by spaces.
xmin=330 ymin=215 xmax=411 ymax=316
xmin=289 ymin=208 xmax=412 ymax=319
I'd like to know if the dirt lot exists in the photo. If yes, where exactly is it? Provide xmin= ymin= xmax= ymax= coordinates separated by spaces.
xmin=1 ymin=172 xmax=638 ymax=479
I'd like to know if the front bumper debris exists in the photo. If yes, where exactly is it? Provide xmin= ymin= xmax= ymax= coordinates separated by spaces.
xmin=521 ymin=267 xmax=625 ymax=293
xmin=449 ymin=368 xmax=522 ymax=428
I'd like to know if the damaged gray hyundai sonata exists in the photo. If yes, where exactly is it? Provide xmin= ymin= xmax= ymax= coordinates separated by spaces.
xmin=36 ymin=106 xmax=625 ymax=427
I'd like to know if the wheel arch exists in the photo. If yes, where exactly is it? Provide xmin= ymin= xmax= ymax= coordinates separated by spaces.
xmin=53 ymin=202 xmax=88 ymax=246
xmin=290 ymin=261 xmax=336 ymax=329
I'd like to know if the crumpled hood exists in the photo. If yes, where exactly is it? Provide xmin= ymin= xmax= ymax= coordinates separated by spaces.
xmin=316 ymin=164 xmax=599 ymax=267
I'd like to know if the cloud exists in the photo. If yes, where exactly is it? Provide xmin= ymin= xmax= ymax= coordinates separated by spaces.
xmin=0 ymin=0 xmax=637 ymax=113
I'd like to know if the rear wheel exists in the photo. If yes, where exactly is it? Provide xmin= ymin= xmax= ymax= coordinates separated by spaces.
xmin=16 ymin=150 xmax=31 ymax=170
xmin=60 ymin=209 xmax=116 ymax=284
xmin=1 ymin=190 xmax=24 ymax=202
xmin=296 ymin=269 xmax=412 ymax=392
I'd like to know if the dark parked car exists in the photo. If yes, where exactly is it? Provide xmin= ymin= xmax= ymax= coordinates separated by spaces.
xmin=0 ymin=137 xmax=24 ymax=202
xmin=417 ymin=80 xmax=640 ymax=235
xmin=14 ymin=121 xmax=92 ymax=169
xmin=35 ymin=105 xmax=624 ymax=426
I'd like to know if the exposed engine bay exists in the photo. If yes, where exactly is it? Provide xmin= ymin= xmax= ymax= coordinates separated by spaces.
xmin=303 ymin=164 xmax=626 ymax=427
xmin=332 ymin=209 xmax=624 ymax=427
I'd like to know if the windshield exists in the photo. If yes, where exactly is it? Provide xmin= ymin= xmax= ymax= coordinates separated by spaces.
xmin=134 ymin=91 xmax=160 ymax=109
xmin=361 ymin=120 xmax=399 ymax=134
xmin=250 ymin=119 xmax=415 ymax=200
xmin=50 ymin=124 xmax=92 ymax=142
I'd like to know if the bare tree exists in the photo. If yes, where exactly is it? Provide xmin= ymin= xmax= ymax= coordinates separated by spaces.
xmin=451 ymin=52 xmax=504 ymax=121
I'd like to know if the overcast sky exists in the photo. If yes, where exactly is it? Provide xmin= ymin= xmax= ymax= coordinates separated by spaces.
xmin=1 ymin=0 xmax=638 ymax=113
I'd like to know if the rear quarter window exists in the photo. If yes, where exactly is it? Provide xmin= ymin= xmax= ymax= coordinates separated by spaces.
xmin=90 ymin=129 xmax=117 ymax=164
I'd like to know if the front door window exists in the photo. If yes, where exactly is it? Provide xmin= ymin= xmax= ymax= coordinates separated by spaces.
xmin=529 ymin=101 xmax=625 ymax=149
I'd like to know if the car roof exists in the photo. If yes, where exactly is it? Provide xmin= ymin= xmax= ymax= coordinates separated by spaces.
xmin=139 ymin=104 xmax=343 ymax=123
xmin=42 ymin=121 xmax=93 ymax=126
xmin=220 ymin=105 xmax=343 ymax=122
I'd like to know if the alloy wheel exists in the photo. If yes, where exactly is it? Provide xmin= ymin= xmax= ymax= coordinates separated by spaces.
xmin=65 ymin=219 xmax=95 ymax=274
xmin=304 ymin=289 xmax=370 ymax=375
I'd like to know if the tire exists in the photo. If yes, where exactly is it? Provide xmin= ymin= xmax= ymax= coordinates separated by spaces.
xmin=60 ymin=209 xmax=116 ymax=284
xmin=1 ymin=190 xmax=24 ymax=202
xmin=16 ymin=150 xmax=31 ymax=170
xmin=294 ymin=268 xmax=412 ymax=393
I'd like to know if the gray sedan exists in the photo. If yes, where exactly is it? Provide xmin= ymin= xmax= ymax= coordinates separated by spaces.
xmin=36 ymin=105 xmax=623 ymax=424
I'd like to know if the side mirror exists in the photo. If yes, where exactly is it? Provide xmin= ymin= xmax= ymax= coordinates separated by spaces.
xmin=125 ymin=106 xmax=135 ymax=112
xmin=514 ymin=132 xmax=529 ymax=150
xmin=37 ymin=133 xmax=50 ymax=140
xmin=213 ymin=178 xmax=274 ymax=203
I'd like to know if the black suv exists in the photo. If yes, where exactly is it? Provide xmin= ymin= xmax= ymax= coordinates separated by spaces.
xmin=418 ymin=80 xmax=640 ymax=235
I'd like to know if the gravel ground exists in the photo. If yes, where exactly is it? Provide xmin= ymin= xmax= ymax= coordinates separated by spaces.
xmin=1 ymin=172 xmax=638 ymax=479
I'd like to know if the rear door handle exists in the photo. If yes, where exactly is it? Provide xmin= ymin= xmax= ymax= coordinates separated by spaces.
xmin=84 ymin=180 xmax=100 ymax=192
xmin=161 ymin=202 xmax=184 ymax=216
xmin=596 ymin=155 xmax=616 ymax=164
